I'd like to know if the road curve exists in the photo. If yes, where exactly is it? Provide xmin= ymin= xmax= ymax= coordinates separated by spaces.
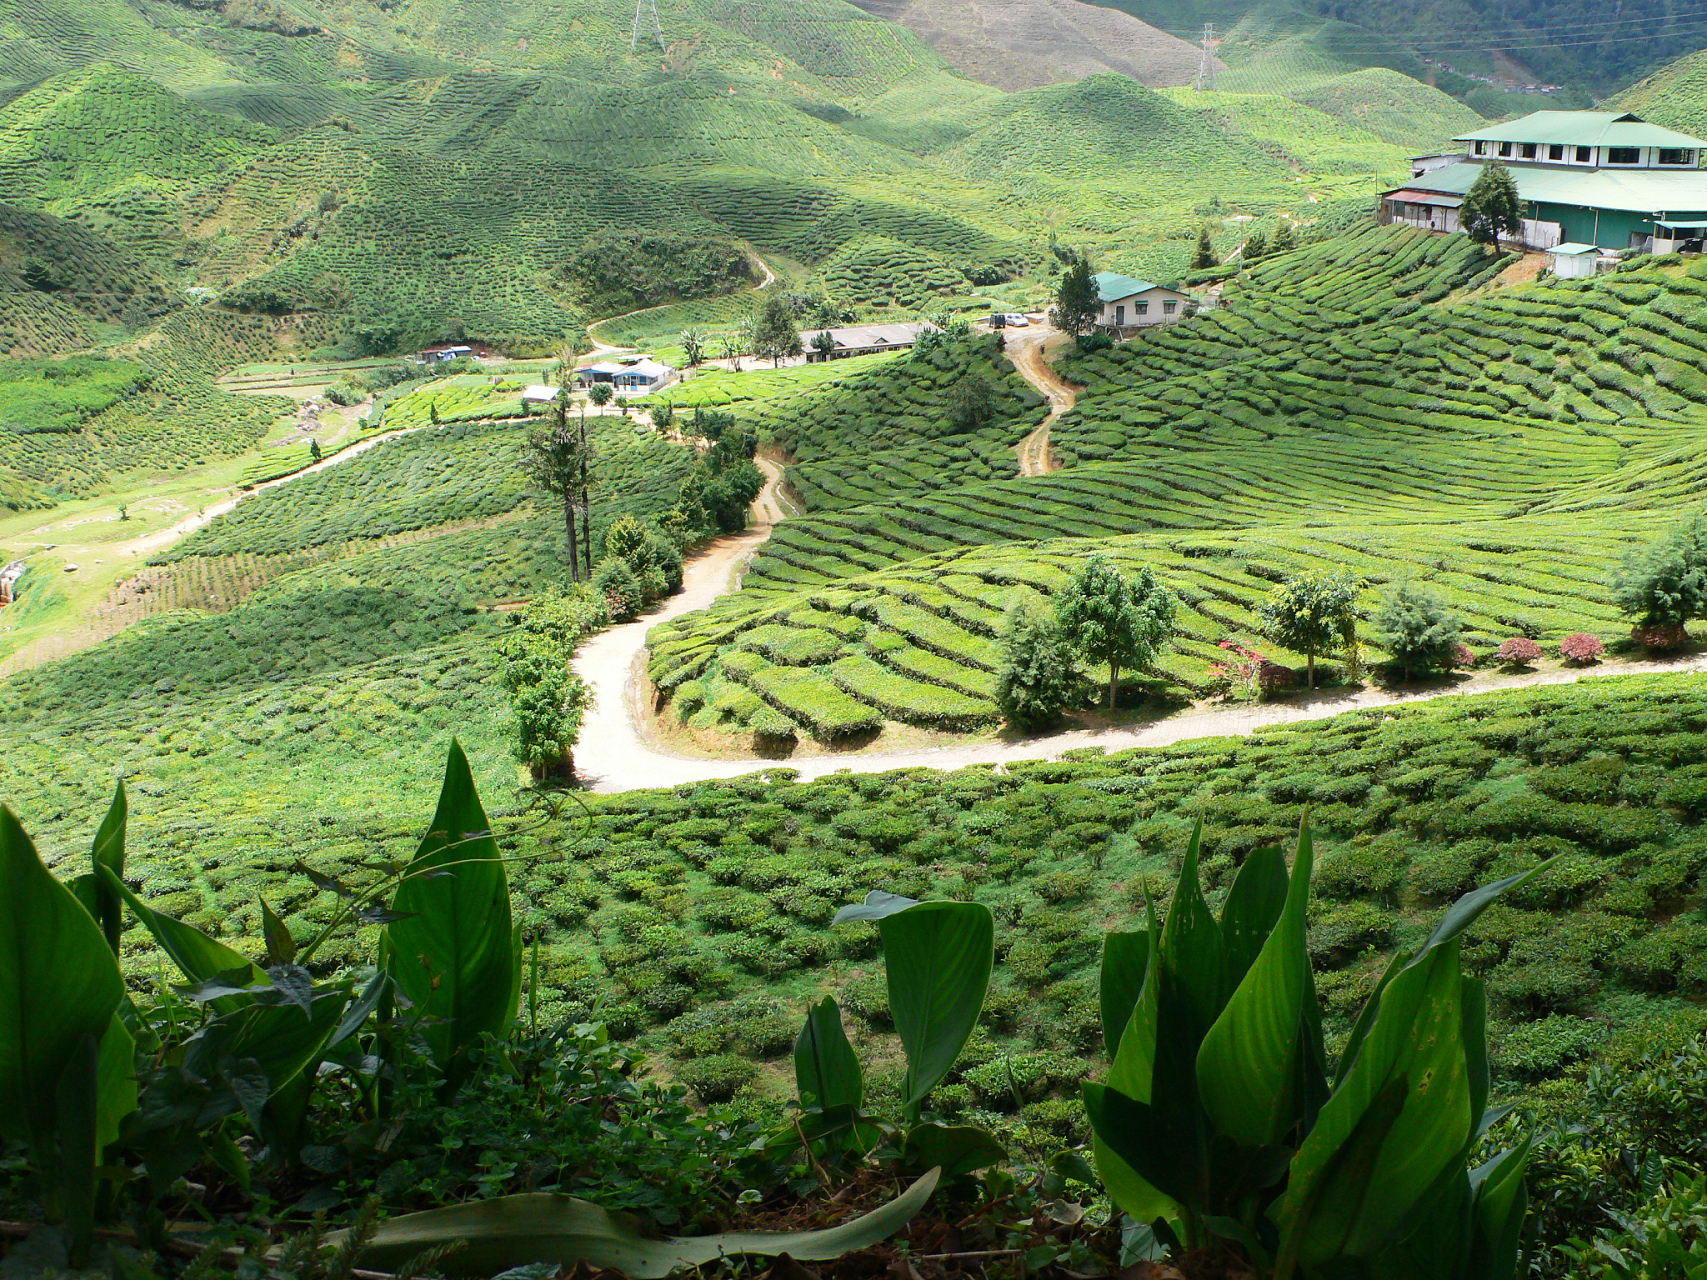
xmin=567 ymin=462 xmax=1707 ymax=793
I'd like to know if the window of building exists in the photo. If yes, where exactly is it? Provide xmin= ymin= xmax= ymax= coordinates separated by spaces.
xmin=1498 ymin=141 xmax=1513 ymax=157
xmin=1660 ymin=148 xmax=1696 ymax=166
xmin=1473 ymin=140 xmax=1487 ymax=156
xmin=1608 ymin=146 xmax=1641 ymax=164
xmin=1163 ymin=300 xmax=1178 ymax=315
xmin=1548 ymin=144 xmax=1564 ymax=160
xmin=1136 ymin=301 xmax=1149 ymax=315
xmin=1520 ymin=143 xmax=1537 ymax=159
xmin=1115 ymin=304 xmax=1125 ymax=325
xmin=1577 ymin=145 xmax=1592 ymax=162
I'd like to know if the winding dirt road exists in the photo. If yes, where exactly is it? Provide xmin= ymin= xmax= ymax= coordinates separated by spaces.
xmin=567 ymin=461 xmax=1707 ymax=793
xmin=1005 ymin=323 xmax=1076 ymax=477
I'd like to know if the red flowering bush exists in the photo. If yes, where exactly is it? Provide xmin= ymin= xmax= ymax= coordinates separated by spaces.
xmin=1210 ymin=639 xmax=1267 ymax=700
xmin=1496 ymin=636 xmax=1545 ymax=666
xmin=1452 ymin=643 xmax=1477 ymax=668
xmin=1558 ymin=633 xmax=1604 ymax=665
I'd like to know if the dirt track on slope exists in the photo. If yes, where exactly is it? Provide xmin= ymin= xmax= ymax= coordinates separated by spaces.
xmin=1006 ymin=324 xmax=1075 ymax=477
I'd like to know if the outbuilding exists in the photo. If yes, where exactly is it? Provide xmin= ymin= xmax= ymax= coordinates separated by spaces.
xmin=1547 ymin=242 xmax=1603 ymax=278
xmin=521 ymin=384 xmax=561 ymax=406
xmin=1092 ymin=272 xmax=1190 ymax=332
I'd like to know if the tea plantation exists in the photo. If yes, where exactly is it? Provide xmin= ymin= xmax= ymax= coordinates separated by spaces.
xmin=5 ymin=663 xmax=1707 ymax=1123
xmin=648 ymin=225 xmax=1707 ymax=740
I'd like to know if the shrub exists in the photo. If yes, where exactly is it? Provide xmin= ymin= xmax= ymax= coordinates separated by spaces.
xmin=1495 ymin=1014 xmax=1607 ymax=1080
xmin=673 ymin=1053 xmax=756 ymax=1104
xmin=1609 ymin=513 xmax=1707 ymax=630
xmin=1558 ymin=633 xmax=1604 ymax=664
xmin=995 ymin=597 xmax=1080 ymax=729
xmin=1496 ymin=636 xmax=1545 ymax=666
xmin=594 ymin=556 xmax=643 ymax=620
xmin=1375 ymin=582 xmax=1463 ymax=680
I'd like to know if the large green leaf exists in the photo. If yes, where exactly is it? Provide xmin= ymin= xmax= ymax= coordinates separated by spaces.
xmin=1196 ymin=824 xmax=1317 ymax=1147
xmin=385 ymin=741 xmax=515 ymax=1070
xmin=1099 ymin=931 xmax=1148 ymax=1057
xmin=904 ymin=1122 xmax=1006 ymax=1175
xmin=89 ymin=782 xmax=127 ymax=955
xmin=1091 ymin=915 xmax=1178 ymax=1227
xmin=1158 ymin=819 xmax=1227 ymax=1042
xmin=1277 ymin=943 xmax=1475 ymax=1275
xmin=95 ymin=1013 xmax=137 ymax=1156
xmin=1466 ymin=1138 xmax=1532 ymax=1280
xmin=69 ymin=784 xmax=128 ymax=957
xmin=347 ymin=1167 xmax=941 ymax=1277
xmin=0 ymin=807 xmax=125 ymax=1151
xmin=878 ymin=900 xmax=992 ymax=1121
xmin=795 ymin=997 xmax=862 ymax=1111
xmin=1336 ymin=859 xmax=1557 ymax=1088
xmin=1084 ymin=1082 xmax=1208 ymax=1211
xmin=98 ymin=865 xmax=254 ymax=985
xmin=1219 ymin=846 xmax=1289 ymax=992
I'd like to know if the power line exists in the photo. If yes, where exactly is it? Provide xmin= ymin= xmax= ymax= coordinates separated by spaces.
xmin=1195 ymin=22 xmax=1217 ymax=91
xmin=1157 ymin=7 xmax=1707 ymax=54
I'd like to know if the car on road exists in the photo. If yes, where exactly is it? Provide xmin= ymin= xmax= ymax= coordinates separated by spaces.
xmin=987 ymin=313 xmax=1031 ymax=328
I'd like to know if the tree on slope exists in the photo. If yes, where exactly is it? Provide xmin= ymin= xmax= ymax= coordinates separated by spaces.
xmin=1055 ymin=554 xmax=1175 ymax=710
xmin=498 ymin=590 xmax=596 ymax=779
xmin=1271 ymin=219 xmax=1298 ymax=254
xmin=1461 ymin=160 xmax=1523 ymax=250
xmin=1051 ymin=258 xmax=1100 ymax=338
xmin=521 ymin=403 xmax=593 ymax=582
xmin=1258 ymin=569 xmax=1359 ymax=689
xmin=1609 ymin=512 xmax=1707 ymax=648
xmin=1191 ymin=225 xmax=1217 ymax=270
xmin=1375 ymin=583 xmax=1462 ymax=681
xmin=996 ymin=597 xmax=1080 ymax=728
xmin=753 ymin=296 xmax=803 ymax=367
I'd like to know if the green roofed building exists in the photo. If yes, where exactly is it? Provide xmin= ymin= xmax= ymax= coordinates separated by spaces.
xmin=1381 ymin=110 xmax=1707 ymax=253
xmin=1091 ymin=271 xmax=1190 ymax=333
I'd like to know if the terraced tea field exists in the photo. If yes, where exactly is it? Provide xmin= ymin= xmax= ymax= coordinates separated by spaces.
xmin=647 ymin=225 xmax=1707 ymax=747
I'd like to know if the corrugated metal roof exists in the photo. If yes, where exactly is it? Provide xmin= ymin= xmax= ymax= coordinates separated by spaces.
xmin=1092 ymin=271 xmax=1179 ymax=301
xmin=1454 ymin=110 xmax=1707 ymax=150
xmin=1550 ymin=243 xmax=1601 ymax=255
xmin=1394 ymin=160 xmax=1707 ymax=214
xmin=1390 ymin=189 xmax=1462 ymax=206
xmin=803 ymin=321 xmax=934 ymax=349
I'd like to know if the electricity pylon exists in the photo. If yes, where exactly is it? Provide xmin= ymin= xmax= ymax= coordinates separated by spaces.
xmin=1195 ymin=22 xmax=1217 ymax=92
xmin=631 ymin=0 xmax=664 ymax=51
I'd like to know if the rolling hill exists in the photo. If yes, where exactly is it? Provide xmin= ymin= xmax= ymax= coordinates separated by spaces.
xmin=843 ymin=0 xmax=1213 ymax=91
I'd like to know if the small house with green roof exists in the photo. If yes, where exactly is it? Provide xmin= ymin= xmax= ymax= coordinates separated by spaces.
xmin=1092 ymin=271 xmax=1190 ymax=332
xmin=1381 ymin=110 xmax=1707 ymax=253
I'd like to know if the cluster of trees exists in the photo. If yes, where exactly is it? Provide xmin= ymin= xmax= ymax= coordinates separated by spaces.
xmin=995 ymin=554 xmax=1176 ymax=727
xmin=663 ymin=407 xmax=765 ymax=544
xmin=1241 ymin=218 xmax=1298 ymax=264
xmin=498 ymin=589 xmax=598 ymax=778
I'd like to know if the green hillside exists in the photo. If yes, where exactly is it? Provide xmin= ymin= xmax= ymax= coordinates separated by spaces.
xmin=647 ymin=224 xmax=1707 ymax=742
xmin=1607 ymin=46 xmax=1707 ymax=141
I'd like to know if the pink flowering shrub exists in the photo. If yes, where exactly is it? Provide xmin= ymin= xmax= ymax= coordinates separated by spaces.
xmin=1452 ymin=643 xmax=1477 ymax=668
xmin=1210 ymin=639 xmax=1267 ymax=700
xmin=1558 ymin=633 xmax=1604 ymax=665
xmin=1496 ymin=636 xmax=1545 ymax=666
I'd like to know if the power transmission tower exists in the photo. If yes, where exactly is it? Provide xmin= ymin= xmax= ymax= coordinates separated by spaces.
xmin=631 ymin=0 xmax=664 ymax=51
xmin=1195 ymin=22 xmax=1217 ymax=92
